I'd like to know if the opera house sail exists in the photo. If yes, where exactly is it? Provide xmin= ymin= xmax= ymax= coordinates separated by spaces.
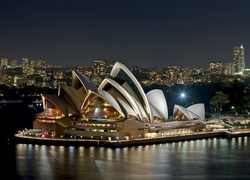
xmin=33 ymin=61 xmax=206 ymax=140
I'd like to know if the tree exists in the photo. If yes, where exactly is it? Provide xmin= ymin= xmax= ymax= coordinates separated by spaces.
xmin=0 ymin=84 xmax=9 ymax=98
xmin=239 ymin=94 xmax=250 ymax=114
xmin=209 ymin=91 xmax=230 ymax=112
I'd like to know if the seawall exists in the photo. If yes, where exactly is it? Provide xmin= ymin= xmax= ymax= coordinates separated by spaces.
xmin=13 ymin=131 xmax=228 ymax=148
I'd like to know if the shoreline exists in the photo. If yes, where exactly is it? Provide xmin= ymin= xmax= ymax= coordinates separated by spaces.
xmin=12 ymin=131 xmax=236 ymax=148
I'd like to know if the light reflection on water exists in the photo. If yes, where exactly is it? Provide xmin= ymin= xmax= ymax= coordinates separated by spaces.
xmin=7 ymin=137 xmax=250 ymax=180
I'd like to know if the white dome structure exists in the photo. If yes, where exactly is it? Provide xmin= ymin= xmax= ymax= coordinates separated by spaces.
xmin=173 ymin=104 xmax=205 ymax=121
xmin=146 ymin=89 xmax=168 ymax=120
xmin=34 ymin=61 xmax=206 ymax=140
xmin=187 ymin=103 xmax=205 ymax=121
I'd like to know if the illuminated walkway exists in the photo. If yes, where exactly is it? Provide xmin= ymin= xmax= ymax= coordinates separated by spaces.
xmin=13 ymin=130 xmax=227 ymax=147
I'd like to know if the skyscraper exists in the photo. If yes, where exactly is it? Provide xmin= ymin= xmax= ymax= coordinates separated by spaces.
xmin=93 ymin=59 xmax=107 ymax=77
xmin=233 ymin=44 xmax=245 ymax=73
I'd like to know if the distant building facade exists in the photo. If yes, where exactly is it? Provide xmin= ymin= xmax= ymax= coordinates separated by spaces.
xmin=233 ymin=44 xmax=245 ymax=73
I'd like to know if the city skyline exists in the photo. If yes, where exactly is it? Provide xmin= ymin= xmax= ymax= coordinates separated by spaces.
xmin=1 ymin=0 xmax=250 ymax=68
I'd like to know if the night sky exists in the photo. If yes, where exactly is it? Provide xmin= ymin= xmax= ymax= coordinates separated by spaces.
xmin=1 ymin=0 xmax=250 ymax=68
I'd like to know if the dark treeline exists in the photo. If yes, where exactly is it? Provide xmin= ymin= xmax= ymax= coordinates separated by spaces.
xmin=0 ymin=84 xmax=57 ymax=102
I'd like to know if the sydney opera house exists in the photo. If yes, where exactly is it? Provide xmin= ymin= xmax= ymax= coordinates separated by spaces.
xmin=33 ymin=62 xmax=206 ymax=140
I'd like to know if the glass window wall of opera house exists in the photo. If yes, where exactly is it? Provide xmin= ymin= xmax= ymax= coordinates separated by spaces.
xmin=28 ymin=61 xmax=206 ymax=140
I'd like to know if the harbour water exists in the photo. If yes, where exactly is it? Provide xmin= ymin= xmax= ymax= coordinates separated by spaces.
xmin=5 ymin=136 xmax=250 ymax=180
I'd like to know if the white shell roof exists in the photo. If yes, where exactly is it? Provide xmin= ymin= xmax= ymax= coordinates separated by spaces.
xmin=173 ymin=104 xmax=203 ymax=120
xmin=39 ymin=61 xmax=206 ymax=123
xmin=187 ymin=103 xmax=205 ymax=120
xmin=72 ymin=70 xmax=97 ymax=93
xmin=146 ymin=89 xmax=168 ymax=120
xmin=58 ymin=84 xmax=83 ymax=112
xmin=41 ymin=94 xmax=76 ymax=116
xmin=99 ymin=78 xmax=148 ymax=122
xmin=110 ymin=62 xmax=152 ymax=121
xmin=81 ymin=89 xmax=125 ymax=119
xmin=116 ymin=98 xmax=138 ymax=118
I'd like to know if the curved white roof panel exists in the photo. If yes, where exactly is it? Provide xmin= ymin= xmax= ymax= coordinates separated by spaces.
xmin=110 ymin=62 xmax=152 ymax=121
xmin=120 ymin=81 xmax=140 ymax=103
xmin=41 ymin=94 xmax=76 ymax=116
xmin=187 ymin=103 xmax=205 ymax=121
xmin=72 ymin=70 xmax=97 ymax=93
xmin=187 ymin=110 xmax=200 ymax=120
xmin=149 ymin=104 xmax=163 ymax=119
xmin=38 ymin=61 xmax=206 ymax=124
xmin=81 ymin=89 xmax=125 ymax=120
xmin=99 ymin=78 xmax=148 ymax=122
xmin=98 ymin=89 xmax=124 ymax=116
xmin=146 ymin=89 xmax=168 ymax=120
xmin=58 ymin=85 xmax=83 ymax=112
xmin=173 ymin=104 xmax=202 ymax=120
xmin=116 ymin=98 xmax=138 ymax=119
xmin=173 ymin=105 xmax=189 ymax=119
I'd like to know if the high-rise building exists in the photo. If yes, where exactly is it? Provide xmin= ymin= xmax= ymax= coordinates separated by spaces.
xmin=21 ymin=57 xmax=29 ymax=75
xmin=233 ymin=44 xmax=245 ymax=73
xmin=93 ymin=59 xmax=107 ymax=77
xmin=0 ymin=57 xmax=8 ymax=66
xmin=0 ymin=57 xmax=8 ymax=73
xmin=224 ymin=63 xmax=234 ymax=75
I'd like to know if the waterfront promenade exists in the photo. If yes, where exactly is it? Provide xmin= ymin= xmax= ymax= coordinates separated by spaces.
xmin=14 ymin=126 xmax=250 ymax=148
xmin=13 ymin=130 xmax=232 ymax=148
